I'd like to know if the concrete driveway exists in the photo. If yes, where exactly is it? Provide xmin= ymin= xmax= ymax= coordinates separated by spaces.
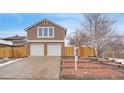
xmin=0 ymin=57 xmax=61 ymax=80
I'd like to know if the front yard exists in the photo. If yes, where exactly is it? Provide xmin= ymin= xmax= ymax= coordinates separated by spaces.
xmin=60 ymin=57 xmax=124 ymax=80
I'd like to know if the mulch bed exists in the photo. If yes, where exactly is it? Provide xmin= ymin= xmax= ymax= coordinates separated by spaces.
xmin=62 ymin=58 xmax=90 ymax=63
xmin=62 ymin=68 xmax=124 ymax=77
xmin=62 ymin=62 xmax=107 ymax=68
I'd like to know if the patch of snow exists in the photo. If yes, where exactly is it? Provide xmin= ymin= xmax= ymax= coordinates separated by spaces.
xmin=0 ymin=39 xmax=13 ymax=45
xmin=108 ymin=58 xmax=124 ymax=64
xmin=115 ymin=59 xmax=124 ymax=64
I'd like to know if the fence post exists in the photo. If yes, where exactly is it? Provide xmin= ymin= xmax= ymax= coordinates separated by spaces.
xmin=74 ymin=47 xmax=78 ymax=70
xmin=11 ymin=47 xmax=14 ymax=58
xmin=3 ymin=47 xmax=5 ymax=58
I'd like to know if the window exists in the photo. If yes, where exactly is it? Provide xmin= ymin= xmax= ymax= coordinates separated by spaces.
xmin=37 ymin=27 xmax=54 ymax=38
xmin=49 ymin=28 xmax=53 ymax=36
xmin=39 ymin=28 xmax=43 ymax=36
xmin=44 ymin=28 xmax=48 ymax=36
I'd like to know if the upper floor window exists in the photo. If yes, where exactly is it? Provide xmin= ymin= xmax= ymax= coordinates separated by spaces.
xmin=37 ymin=27 xmax=54 ymax=38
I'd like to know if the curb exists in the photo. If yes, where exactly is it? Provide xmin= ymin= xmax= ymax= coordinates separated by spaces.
xmin=0 ymin=58 xmax=23 ymax=67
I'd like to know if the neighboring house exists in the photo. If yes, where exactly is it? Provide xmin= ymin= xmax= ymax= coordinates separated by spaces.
xmin=0 ymin=39 xmax=13 ymax=46
xmin=25 ymin=18 xmax=67 ymax=56
xmin=3 ymin=35 xmax=26 ymax=47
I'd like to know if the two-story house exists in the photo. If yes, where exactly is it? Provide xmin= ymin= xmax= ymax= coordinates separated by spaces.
xmin=25 ymin=18 xmax=67 ymax=56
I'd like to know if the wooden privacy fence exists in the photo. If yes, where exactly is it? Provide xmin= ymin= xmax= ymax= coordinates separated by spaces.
xmin=0 ymin=46 xmax=27 ymax=58
xmin=64 ymin=47 xmax=96 ymax=57
xmin=0 ymin=46 xmax=96 ymax=58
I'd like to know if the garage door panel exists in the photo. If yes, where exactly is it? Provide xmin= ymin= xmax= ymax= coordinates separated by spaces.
xmin=47 ymin=43 xmax=61 ymax=56
xmin=30 ymin=43 xmax=44 ymax=56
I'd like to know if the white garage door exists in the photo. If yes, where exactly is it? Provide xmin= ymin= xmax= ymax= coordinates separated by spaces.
xmin=47 ymin=43 xmax=61 ymax=56
xmin=30 ymin=43 xmax=44 ymax=56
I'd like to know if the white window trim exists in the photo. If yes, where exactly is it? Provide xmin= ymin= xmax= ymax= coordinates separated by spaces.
xmin=37 ymin=27 xmax=54 ymax=38
xmin=27 ymin=40 xmax=64 ymax=42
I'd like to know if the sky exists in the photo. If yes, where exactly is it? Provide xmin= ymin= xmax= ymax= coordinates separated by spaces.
xmin=0 ymin=13 xmax=124 ymax=38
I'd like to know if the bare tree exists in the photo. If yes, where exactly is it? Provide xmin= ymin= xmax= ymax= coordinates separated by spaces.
xmin=82 ymin=13 xmax=116 ymax=57
xmin=67 ymin=29 xmax=89 ymax=47
xmin=108 ymin=35 xmax=124 ymax=58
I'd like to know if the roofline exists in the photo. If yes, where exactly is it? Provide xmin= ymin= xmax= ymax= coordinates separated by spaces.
xmin=3 ymin=36 xmax=26 ymax=40
xmin=3 ymin=38 xmax=23 ymax=40
xmin=24 ymin=18 xmax=67 ymax=31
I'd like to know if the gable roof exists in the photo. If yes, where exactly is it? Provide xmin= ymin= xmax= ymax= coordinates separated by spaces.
xmin=3 ymin=35 xmax=26 ymax=40
xmin=25 ymin=18 xmax=67 ymax=31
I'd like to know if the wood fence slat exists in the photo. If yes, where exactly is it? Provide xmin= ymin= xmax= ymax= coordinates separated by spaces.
xmin=64 ymin=47 xmax=96 ymax=57
xmin=0 ymin=46 xmax=27 ymax=58
xmin=0 ymin=47 xmax=4 ymax=58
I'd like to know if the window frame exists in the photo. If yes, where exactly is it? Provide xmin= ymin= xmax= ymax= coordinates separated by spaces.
xmin=37 ymin=27 xmax=54 ymax=38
